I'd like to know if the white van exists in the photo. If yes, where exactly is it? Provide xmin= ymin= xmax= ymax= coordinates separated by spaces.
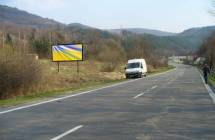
xmin=125 ymin=59 xmax=147 ymax=79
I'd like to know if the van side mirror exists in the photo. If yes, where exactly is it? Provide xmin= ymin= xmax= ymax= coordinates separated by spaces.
xmin=124 ymin=67 xmax=127 ymax=70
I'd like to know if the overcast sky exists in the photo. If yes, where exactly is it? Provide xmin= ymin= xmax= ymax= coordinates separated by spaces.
xmin=0 ymin=0 xmax=215 ymax=33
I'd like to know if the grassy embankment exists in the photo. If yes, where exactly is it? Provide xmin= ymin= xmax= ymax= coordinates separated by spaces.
xmin=0 ymin=60 xmax=174 ymax=107
xmin=148 ymin=65 xmax=175 ymax=74
xmin=209 ymin=75 xmax=215 ymax=87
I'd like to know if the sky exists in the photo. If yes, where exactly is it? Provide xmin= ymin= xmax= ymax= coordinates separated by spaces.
xmin=0 ymin=0 xmax=214 ymax=33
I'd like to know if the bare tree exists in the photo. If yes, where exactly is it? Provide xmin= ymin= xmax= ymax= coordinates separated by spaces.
xmin=210 ymin=0 xmax=215 ymax=16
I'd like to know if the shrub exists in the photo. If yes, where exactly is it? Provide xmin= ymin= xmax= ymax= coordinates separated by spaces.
xmin=30 ymin=37 xmax=50 ymax=58
xmin=100 ymin=63 xmax=117 ymax=72
xmin=0 ymin=48 xmax=42 ymax=99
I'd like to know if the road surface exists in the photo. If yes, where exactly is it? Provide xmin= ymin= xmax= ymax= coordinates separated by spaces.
xmin=1 ymin=64 xmax=215 ymax=140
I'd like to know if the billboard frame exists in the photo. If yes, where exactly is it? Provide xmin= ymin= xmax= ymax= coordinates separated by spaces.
xmin=51 ymin=43 xmax=84 ymax=62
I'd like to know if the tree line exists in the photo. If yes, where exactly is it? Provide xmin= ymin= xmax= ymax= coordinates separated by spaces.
xmin=0 ymin=25 xmax=168 ymax=68
xmin=198 ymin=32 xmax=215 ymax=69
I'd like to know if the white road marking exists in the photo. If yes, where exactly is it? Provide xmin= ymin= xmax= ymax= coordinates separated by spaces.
xmin=50 ymin=125 xmax=83 ymax=140
xmin=199 ymin=73 xmax=215 ymax=104
xmin=167 ymin=80 xmax=173 ymax=84
xmin=146 ymin=89 xmax=151 ymax=92
xmin=133 ymin=85 xmax=158 ymax=99
xmin=0 ymin=68 xmax=175 ymax=115
xmin=133 ymin=93 xmax=145 ymax=99
xmin=151 ymin=85 xmax=158 ymax=90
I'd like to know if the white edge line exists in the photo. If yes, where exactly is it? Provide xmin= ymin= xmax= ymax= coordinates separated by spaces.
xmin=151 ymin=85 xmax=158 ymax=90
xmin=148 ymin=68 xmax=176 ymax=78
xmin=133 ymin=93 xmax=145 ymax=99
xmin=0 ymin=68 xmax=175 ymax=115
xmin=51 ymin=125 xmax=83 ymax=140
xmin=199 ymin=71 xmax=215 ymax=104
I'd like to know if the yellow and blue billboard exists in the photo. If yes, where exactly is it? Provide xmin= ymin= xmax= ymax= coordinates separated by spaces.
xmin=52 ymin=44 xmax=83 ymax=62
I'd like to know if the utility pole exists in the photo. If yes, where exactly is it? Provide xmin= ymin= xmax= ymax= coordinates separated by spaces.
xmin=49 ymin=31 xmax=52 ymax=45
xmin=18 ymin=31 xmax=21 ymax=42
xmin=210 ymin=43 xmax=214 ymax=70
xmin=23 ymin=34 xmax=26 ymax=53
xmin=120 ymin=25 xmax=123 ymax=47
xmin=1 ymin=6 xmax=4 ymax=48
xmin=2 ymin=32 xmax=4 ymax=48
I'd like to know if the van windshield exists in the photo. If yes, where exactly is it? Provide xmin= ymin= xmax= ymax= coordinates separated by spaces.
xmin=127 ymin=62 xmax=140 ymax=69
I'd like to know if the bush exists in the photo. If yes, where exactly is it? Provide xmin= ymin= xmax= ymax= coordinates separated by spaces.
xmin=0 ymin=48 xmax=42 ymax=99
xmin=30 ymin=37 xmax=50 ymax=58
xmin=100 ymin=63 xmax=117 ymax=72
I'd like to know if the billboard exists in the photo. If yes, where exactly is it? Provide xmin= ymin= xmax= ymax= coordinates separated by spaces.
xmin=52 ymin=44 xmax=83 ymax=62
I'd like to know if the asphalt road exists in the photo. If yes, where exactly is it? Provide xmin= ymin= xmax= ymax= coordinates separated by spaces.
xmin=1 ymin=64 xmax=215 ymax=140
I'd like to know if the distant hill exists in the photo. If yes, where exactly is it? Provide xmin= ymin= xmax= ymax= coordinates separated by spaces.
xmin=109 ymin=28 xmax=177 ymax=36
xmin=179 ymin=26 xmax=215 ymax=37
xmin=0 ymin=5 xmax=64 ymax=28
xmin=140 ymin=26 xmax=215 ymax=55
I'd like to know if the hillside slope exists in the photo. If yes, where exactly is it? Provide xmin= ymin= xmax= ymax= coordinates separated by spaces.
xmin=109 ymin=28 xmax=176 ymax=36
xmin=0 ymin=5 xmax=63 ymax=28
xmin=139 ymin=26 xmax=215 ymax=55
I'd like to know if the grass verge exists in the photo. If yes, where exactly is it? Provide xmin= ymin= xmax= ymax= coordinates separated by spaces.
xmin=209 ymin=75 xmax=215 ymax=87
xmin=148 ymin=65 xmax=175 ymax=75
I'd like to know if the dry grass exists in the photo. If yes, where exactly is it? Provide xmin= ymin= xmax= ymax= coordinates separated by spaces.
xmin=39 ymin=60 xmax=124 ymax=91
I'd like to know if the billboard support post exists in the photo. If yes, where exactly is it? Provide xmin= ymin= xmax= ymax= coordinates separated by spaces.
xmin=77 ymin=61 xmax=79 ymax=74
xmin=57 ymin=62 xmax=60 ymax=73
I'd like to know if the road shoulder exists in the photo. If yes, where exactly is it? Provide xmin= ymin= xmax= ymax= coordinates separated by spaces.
xmin=199 ymin=72 xmax=215 ymax=104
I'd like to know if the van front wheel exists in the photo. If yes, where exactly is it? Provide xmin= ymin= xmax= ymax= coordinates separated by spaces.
xmin=138 ymin=73 xmax=142 ymax=78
